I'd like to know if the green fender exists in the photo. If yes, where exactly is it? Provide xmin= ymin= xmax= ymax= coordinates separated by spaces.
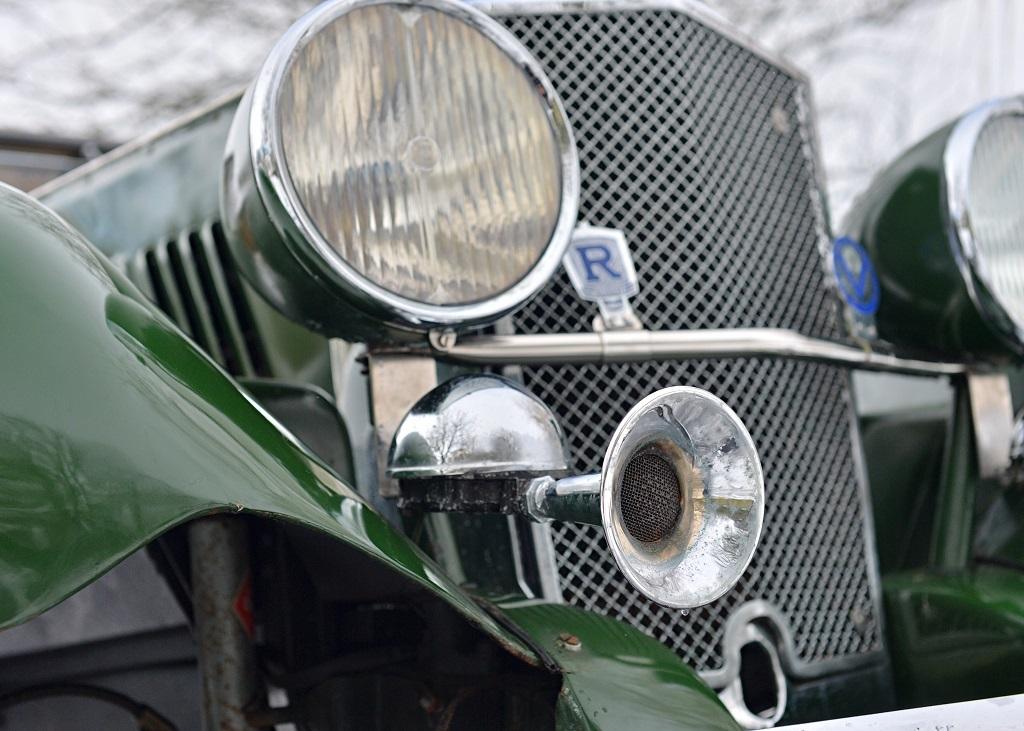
xmin=0 ymin=183 xmax=736 ymax=729
xmin=501 ymin=602 xmax=740 ymax=731
xmin=0 ymin=182 xmax=528 ymax=659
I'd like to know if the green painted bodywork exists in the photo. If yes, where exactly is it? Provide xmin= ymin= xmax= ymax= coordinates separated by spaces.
xmin=927 ymin=382 xmax=979 ymax=572
xmin=841 ymin=124 xmax=1012 ymax=361
xmin=0 ymin=181 xmax=729 ymax=727
xmin=35 ymin=95 xmax=236 ymax=253
xmin=34 ymin=94 xmax=333 ymax=391
xmin=501 ymin=602 xmax=740 ymax=731
xmin=0 ymin=182 xmax=528 ymax=656
xmin=975 ymin=483 xmax=1024 ymax=566
xmin=860 ymin=407 xmax=946 ymax=575
xmin=847 ymin=111 xmax=1024 ymax=705
xmin=883 ymin=567 xmax=1024 ymax=706
xmin=21 ymin=65 xmax=1024 ymax=723
xmin=860 ymin=377 xmax=1024 ymax=707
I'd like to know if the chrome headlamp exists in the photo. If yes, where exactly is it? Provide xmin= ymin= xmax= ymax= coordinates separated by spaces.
xmin=221 ymin=0 xmax=578 ymax=340
xmin=842 ymin=95 xmax=1024 ymax=361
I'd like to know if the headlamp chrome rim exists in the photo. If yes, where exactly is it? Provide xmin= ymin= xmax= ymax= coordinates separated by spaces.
xmin=944 ymin=95 xmax=1024 ymax=353
xmin=246 ymin=0 xmax=580 ymax=331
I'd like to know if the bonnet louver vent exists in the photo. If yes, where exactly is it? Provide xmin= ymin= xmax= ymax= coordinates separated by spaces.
xmin=118 ymin=221 xmax=269 ymax=377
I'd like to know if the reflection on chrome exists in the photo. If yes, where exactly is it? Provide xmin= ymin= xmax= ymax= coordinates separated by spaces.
xmin=388 ymin=373 xmax=570 ymax=479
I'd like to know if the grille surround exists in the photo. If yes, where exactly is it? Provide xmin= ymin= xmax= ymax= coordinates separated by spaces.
xmin=493 ymin=1 xmax=885 ymax=684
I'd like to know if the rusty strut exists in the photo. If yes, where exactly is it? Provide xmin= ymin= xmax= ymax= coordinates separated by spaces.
xmin=189 ymin=516 xmax=261 ymax=731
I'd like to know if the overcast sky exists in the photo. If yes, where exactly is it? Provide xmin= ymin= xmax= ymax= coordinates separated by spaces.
xmin=0 ymin=0 xmax=1020 ymax=220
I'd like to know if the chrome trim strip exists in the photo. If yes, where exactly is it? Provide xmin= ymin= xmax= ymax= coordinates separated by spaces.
xmin=842 ymin=371 xmax=888 ymax=671
xmin=944 ymin=95 xmax=1024 ymax=349
xmin=430 ymin=328 xmax=967 ymax=375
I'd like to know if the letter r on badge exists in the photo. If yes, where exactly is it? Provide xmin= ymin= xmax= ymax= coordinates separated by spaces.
xmin=576 ymin=244 xmax=621 ymax=282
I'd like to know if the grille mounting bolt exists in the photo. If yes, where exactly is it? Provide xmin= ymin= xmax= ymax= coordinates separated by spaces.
xmin=431 ymin=328 xmax=457 ymax=351
xmin=557 ymin=632 xmax=582 ymax=652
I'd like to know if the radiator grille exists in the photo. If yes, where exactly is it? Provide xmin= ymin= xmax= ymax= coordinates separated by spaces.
xmin=501 ymin=7 xmax=882 ymax=675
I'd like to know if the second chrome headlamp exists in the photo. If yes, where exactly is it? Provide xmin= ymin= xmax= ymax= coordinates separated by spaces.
xmin=221 ymin=0 xmax=579 ymax=340
xmin=841 ymin=95 xmax=1024 ymax=362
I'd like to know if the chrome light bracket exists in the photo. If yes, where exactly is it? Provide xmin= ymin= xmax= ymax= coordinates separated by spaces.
xmin=966 ymin=372 xmax=1013 ymax=479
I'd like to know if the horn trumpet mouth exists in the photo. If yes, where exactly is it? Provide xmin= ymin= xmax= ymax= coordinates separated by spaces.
xmin=601 ymin=387 xmax=764 ymax=609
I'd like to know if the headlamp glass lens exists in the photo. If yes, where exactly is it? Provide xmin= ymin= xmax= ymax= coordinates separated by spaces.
xmin=278 ymin=3 xmax=563 ymax=306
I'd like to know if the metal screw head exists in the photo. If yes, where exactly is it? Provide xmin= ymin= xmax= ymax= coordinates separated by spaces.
xmin=431 ymin=328 xmax=458 ymax=350
xmin=849 ymin=604 xmax=872 ymax=636
xmin=557 ymin=632 xmax=582 ymax=651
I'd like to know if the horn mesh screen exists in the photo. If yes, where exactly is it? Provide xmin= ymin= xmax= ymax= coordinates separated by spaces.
xmin=619 ymin=451 xmax=682 ymax=543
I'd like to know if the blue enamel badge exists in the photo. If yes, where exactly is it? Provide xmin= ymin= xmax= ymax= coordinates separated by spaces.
xmin=832 ymin=237 xmax=880 ymax=316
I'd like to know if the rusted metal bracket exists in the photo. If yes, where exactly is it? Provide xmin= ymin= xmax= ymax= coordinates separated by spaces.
xmin=966 ymin=372 xmax=1013 ymax=479
xmin=366 ymin=352 xmax=438 ymax=498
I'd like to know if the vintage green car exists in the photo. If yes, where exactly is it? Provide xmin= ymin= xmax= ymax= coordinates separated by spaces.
xmin=1 ymin=0 xmax=1023 ymax=728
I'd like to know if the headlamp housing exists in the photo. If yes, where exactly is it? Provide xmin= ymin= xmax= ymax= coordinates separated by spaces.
xmin=841 ymin=96 xmax=1024 ymax=362
xmin=221 ymin=0 xmax=578 ymax=341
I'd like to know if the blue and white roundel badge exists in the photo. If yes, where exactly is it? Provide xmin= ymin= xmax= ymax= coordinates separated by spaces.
xmin=832 ymin=237 xmax=879 ymax=316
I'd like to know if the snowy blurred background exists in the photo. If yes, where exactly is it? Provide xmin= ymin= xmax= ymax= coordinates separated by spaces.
xmin=0 ymin=0 xmax=1021 ymax=220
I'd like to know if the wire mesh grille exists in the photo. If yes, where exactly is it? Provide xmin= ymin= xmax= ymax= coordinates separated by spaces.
xmin=500 ymin=7 xmax=882 ymax=674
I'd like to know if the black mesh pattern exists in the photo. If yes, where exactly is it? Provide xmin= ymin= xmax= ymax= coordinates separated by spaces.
xmin=620 ymin=451 xmax=682 ymax=543
xmin=499 ymin=8 xmax=882 ymax=675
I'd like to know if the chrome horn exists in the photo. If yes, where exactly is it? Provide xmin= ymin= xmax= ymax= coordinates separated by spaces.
xmin=388 ymin=374 xmax=764 ymax=608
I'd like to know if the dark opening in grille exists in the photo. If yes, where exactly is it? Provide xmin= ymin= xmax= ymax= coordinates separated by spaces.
xmin=619 ymin=451 xmax=681 ymax=543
